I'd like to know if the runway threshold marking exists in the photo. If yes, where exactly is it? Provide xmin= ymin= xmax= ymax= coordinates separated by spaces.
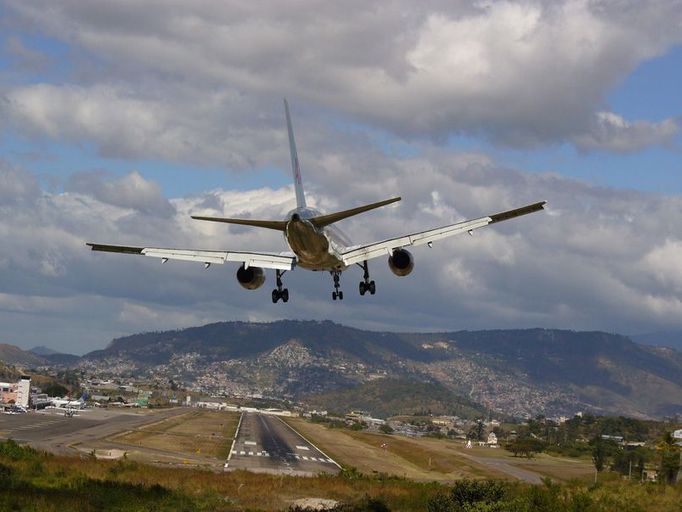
xmin=275 ymin=416 xmax=342 ymax=470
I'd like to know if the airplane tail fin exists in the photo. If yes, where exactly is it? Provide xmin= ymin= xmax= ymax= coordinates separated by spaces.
xmin=284 ymin=99 xmax=307 ymax=208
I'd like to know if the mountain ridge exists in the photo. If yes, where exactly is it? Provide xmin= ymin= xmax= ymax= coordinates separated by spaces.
xmin=80 ymin=320 xmax=682 ymax=419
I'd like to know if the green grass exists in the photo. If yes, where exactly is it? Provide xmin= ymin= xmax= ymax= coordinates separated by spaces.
xmin=0 ymin=439 xmax=681 ymax=511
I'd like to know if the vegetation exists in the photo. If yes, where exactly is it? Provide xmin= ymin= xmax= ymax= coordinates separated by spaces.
xmin=427 ymin=478 xmax=682 ymax=512
xmin=0 ymin=438 xmax=680 ymax=511
xmin=306 ymin=378 xmax=485 ymax=419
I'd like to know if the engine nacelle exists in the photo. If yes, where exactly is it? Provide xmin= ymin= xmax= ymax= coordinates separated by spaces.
xmin=236 ymin=265 xmax=265 ymax=290
xmin=388 ymin=248 xmax=414 ymax=277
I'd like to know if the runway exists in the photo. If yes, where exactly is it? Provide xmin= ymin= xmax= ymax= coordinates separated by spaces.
xmin=226 ymin=412 xmax=341 ymax=476
xmin=0 ymin=407 xmax=187 ymax=455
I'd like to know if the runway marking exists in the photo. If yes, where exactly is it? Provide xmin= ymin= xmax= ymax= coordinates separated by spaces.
xmin=240 ymin=451 xmax=245 ymax=455
xmin=296 ymin=445 xmax=310 ymax=450
xmin=302 ymin=456 xmax=309 ymax=460
xmin=244 ymin=441 xmax=257 ymax=446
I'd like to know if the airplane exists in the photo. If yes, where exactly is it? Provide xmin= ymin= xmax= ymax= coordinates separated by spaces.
xmin=87 ymin=100 xmax=546 ymax=303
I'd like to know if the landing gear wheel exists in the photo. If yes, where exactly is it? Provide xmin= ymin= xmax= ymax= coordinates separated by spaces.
xmin=356 ymin=261 xmax=376 ymax=297
xmin=272 ymin=269 xmax=288 ymax=304
xmin=331 ymin=271 xmax=343 ymax=301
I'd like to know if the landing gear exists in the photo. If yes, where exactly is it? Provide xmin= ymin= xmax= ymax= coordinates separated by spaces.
xmin=331 ymin=271 xmax=344 ymax=301
xmin=357 ymin=261 xmax=376 ymax=296
xmin=272 ymin=270 xmax=289 ymax=303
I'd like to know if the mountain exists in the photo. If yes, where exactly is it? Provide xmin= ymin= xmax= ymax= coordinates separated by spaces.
xmin=29 ymin=346 xmax=59 ymax=356
xmin=0 ymin=344 xmax=47 ymax=367
xmin=81 ymin=321 xmax=682 ymax=419
xmin=631 ymin=331 xmax=682 ymax=351
xmin=305 ymin=378 xmax=486 ymax=419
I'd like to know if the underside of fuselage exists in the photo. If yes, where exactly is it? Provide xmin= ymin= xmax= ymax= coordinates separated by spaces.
xmin=284 ymin=208 xmax=348 ymax=271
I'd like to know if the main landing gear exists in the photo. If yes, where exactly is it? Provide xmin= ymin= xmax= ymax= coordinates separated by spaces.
xmin=331 ymin=271 xmax=343 ymax=301
xmin=357 ymin=260 xmax=376 ymax=296
xmin=272 ymin=270 xmax=289 ymax=303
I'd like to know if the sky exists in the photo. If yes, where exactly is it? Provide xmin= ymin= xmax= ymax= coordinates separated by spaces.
xmin=1 ymin=0 xmax=682 ymax=354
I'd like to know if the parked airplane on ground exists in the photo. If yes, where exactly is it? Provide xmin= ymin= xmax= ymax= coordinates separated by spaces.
xmin=88 ymin=100 xmax=546 ymax=303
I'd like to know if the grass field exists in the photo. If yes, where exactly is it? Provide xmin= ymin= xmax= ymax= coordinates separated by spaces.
xmin=111 ymin=409 xmax=240 ymax=459
xmin=284 ymin=418 xmax=506 ymax=481
xmin=285 ymin=418 xmax=595 ymax=483
xmin=2 ymin=438 xmax=681 ymax=512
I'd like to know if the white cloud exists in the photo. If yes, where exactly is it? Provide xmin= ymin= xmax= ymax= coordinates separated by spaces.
xmin=3 ymin=152 xmax=682 ymax=353
xmin=573 ymin=111 xmax=679 ymax=152
xmin=3 ymin=0 xmax=681 ymax=154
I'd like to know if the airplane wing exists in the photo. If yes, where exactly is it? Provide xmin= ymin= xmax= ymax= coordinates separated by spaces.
xmin=86 ymin=243 xmax=296 ymax=270
xmin=341 ymin=201 xmax=546 ymax=266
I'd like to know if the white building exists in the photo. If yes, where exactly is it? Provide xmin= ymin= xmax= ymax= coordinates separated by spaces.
xmin=16 ymin=376 xmax=30 ymax=408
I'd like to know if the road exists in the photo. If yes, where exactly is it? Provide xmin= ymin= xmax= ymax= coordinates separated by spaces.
xmin=226 ymin=412 xmax=341 ymax=476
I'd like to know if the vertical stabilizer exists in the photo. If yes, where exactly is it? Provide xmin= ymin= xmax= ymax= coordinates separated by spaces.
xmin=284 ymin=99 xmax=307 ymax=208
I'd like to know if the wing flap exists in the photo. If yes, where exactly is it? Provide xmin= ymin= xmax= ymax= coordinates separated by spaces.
xmin=87 ymin=243 xmax=295 ymax=270
xmin=341 ymin=201 xmax=545 ymax=266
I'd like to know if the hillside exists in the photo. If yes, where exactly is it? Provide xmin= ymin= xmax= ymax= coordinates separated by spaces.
xmin=0 ymin=344 xmax=47 ymax=367
xmin=81 ymin=321 xmax=682 ymax=419
xmin=305 ymin=378 xmax=486 ymax=418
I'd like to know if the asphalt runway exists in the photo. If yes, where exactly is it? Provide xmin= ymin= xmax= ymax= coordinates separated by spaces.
xmin=0 ymin=407 xmax=188 ymax=455
xmin=226 ymin=412 xmax=340 ymax=476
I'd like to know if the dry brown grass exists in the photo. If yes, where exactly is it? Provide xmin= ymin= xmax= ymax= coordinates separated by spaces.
xmin=111 ymin=409 xmax=239 ymax=459
xmin=285 ymin=418 xmax=504 ymax=481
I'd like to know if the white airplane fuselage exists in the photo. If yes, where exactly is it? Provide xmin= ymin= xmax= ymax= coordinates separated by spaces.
xmin=284 ymin=207 xmax=351 ymax=271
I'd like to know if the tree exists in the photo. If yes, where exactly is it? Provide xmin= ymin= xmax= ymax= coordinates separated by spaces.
xmin=505 ymin=438 xmax=547 ymax=459
xmin=468 ymin=419 xmax=485 ymax=441
xmin=658 ymin=433 xmax=681 ymax=484
xmin=591 ymin=437 xmax=618 ymax=472
xmin=378 ymin=423 xmax=394 ymax=434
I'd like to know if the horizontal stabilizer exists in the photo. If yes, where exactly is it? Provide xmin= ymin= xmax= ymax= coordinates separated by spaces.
xmin=309 ymin=197 xmax=401 ymax=228
xmin=190 ymin=216 xmax=287 ymax=231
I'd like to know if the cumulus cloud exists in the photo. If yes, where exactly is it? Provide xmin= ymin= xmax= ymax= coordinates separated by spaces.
xmin=3 ymin=0 xmax=681 ymax=155
xmin=573 ymin=112 xmax=679 ymax=152
xmin=3 ymin=151 xmax=682 ymax=353
xmin=66 ymin=171 xmax=174 ymax=216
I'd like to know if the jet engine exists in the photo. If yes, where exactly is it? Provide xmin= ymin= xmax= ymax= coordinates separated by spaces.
xmin=388 ymin=248 xmax=414 ymax=277
xmin=236 ymin=265 xmax=265 ymax=290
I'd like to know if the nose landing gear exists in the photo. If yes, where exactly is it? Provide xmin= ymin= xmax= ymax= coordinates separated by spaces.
xmin=357 ymin=261 xmax=376 ymax=296
xmin=272 ymin=270 xmax=289 ymax=303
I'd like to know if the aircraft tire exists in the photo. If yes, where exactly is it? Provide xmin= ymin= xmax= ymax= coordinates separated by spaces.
xmin=282 ymin=289 xmax=289 ymax=302
xmin=369 ymin=281 xmax=376 ymax=295
xmin=359 ymin=282 xmax=366 ymax=295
